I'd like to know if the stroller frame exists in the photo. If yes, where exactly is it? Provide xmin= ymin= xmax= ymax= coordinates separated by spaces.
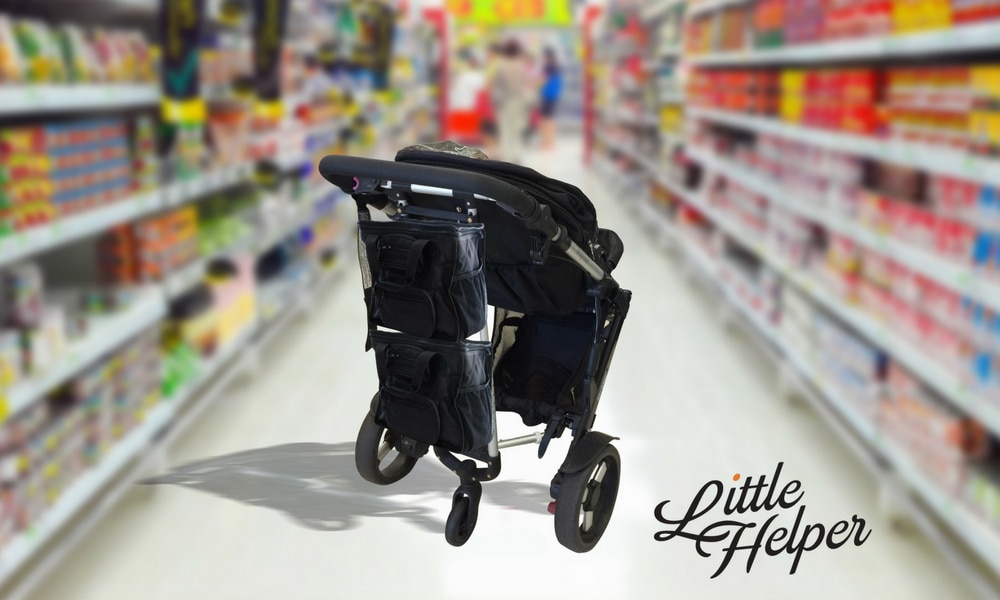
xmin=320 ymin=154 xmax=631 ymax=552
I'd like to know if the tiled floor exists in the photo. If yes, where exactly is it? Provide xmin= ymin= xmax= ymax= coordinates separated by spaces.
xmin=31 ymin=138 xmax=978 ymax=600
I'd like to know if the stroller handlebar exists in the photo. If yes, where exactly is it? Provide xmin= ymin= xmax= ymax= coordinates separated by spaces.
xmin=318 ymin=155 xmax=559 ymax=239
xmin=318 ymin=154 xmax=605 ymax=281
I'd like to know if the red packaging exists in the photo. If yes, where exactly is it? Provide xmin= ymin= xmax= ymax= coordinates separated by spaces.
xmin=934 ymin=219 xmax=975 ymax=262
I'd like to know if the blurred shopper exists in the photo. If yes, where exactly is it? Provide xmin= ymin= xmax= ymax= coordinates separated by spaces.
xmin=302 ymin=54 xmax=335 ymax=101
xmin=477 ymin=44 xmax=499 ymax=155
xmin=538 ymin=47 xmax=563 ymax=151
xmin=489 ymin=38 xmax=532 ymax=163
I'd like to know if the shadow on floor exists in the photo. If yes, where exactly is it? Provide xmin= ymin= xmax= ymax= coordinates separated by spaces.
xmin=141 ymin=442 xmax=552 ymax=534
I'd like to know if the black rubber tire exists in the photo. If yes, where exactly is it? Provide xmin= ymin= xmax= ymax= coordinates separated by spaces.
xmin=554 ymin=444 xmax=621 ymax=553
xmin=445 ymin=484 xmax=481 ymax=547
xmin=355 ymin=410 xmax=418 ymax=485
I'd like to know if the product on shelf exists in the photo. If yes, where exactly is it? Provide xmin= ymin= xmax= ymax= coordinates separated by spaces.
xmin=813 ymin=312 xmax=888 ymax=420
xmin=883 ymin=365 xmax=991 ymax=492
xmin=98 ymin=207 xmax=200 ymax=285
xmin=0 ymin=118 xmax=139 ymax=236
xmin=197 ymin=189 xmax=260 ymax=257
xmin=0 ymin=16 xmax=155 ymax=84
xmin=207 ymin=106 xmax=251 ymax=169
xmin=131 ymin=116 xmax=159 ymax=193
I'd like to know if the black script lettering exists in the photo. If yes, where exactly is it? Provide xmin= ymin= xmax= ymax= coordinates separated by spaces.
xmin=724 ymin=482 xmax=742 ymax=515
xmin=762 ymin=462 xmax=784 ymax=510
xmin=779 ymin=478 xmax=803 ymax=509
xmin=851 ymin=515 xmax=872 ymax=546
xmin=765 ymin=525 xmax=789 ymax=556
xmin=747 ymin=475 xmax=768 ymax=512
xmin=711 ymin=513 xmax=780 ymax=578
xmin=789 ymin=518 xmax=826 ymax=573
xmin=653 ymin=463 xmax=871 ymax=578
xmin=826 ymin=520 xmax=850 ymax=549
xmin=654 ymin=480 xmax=724 ymax=543
xmin=782 ymin=504 xmax=807 ymax=556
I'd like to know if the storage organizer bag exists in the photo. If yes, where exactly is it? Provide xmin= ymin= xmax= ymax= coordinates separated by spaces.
xmin=371 ymin=331 xmax=494 ymax=453
xmin=359 ymin=220 xmax=487 ymax=341
xmin=492 ymin=310 xmax=596 ymax=426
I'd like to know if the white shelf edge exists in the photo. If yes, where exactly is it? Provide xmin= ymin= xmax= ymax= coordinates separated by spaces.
xmin=689 ymin=106 xmax=1000 ymax=187
xmin=162 ymin=259 xmax=208 ymax=300
xmin=162 ymin=163 xmax=254 ymax=208
xmin=688 ymin=21 xmax=1000 ymax=65
xmin=5 ymin=289 xmax=168 ymax=417
xmin=687 ymin=0 xmax=750 ymax=19
xmin=0 ymin=190 xmax=162 ymax=268
xmin=687 ymin=146 xmax=1000 ymax=312
xmin=0 ymin=84 xmax=159 ymax=117
xmin=640 ymin=0 xmax=686 ymax=20
xmin=662 ymin=212 xmax=1000 ymax=580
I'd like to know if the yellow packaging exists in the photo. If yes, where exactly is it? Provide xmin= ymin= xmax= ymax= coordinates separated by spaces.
xmin=780 ymin=69 xmax=806 ymax=93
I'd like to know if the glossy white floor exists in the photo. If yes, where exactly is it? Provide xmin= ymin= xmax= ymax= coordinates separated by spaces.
xmin=32 ymin=138 xmax=980 ymax=600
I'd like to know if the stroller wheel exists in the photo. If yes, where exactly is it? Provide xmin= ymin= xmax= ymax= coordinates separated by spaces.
xmin=554 ymin=444 xmax=620 ymax=553
xmin=445 ymin=481 xmax=482 ymax=547
xmin=355 ymin=410 xmax=418 ymax=485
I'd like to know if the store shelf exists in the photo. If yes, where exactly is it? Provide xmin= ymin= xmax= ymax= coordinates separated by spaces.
xmin=687 ymin=145 xmax=1000 ymax=313
xmin=641 ymin=0 xmax=685 ymax=20
xmin=162 ymin=164 xmax=255 ymax=208
xmin=162 ymin=259 xmax=207 ymax=300
xmin=665 ymin=177 xmax=1000 ymax=441
xmin=3 ymin=288 xmax=167 ymax=421
xmin=0 ymin=84 xmax=159 ymax=117
xmin=689 ymin=106 xmax=1000 ymax=187
xmin=686 ymin=0 xmax=750 ymax=18
xmin=600 ymin=109 xmax=658 ymax=127
xmin=0 ymin=190 xmax=161 ymax=268
xmin=0 ymin=397 xmax=173 ymax=586
xmin=688 ymin=21 xmax=1000 ymax=66
xmin=662 ymin=208 xmax=1000 ymax=581
xmin=660 ymin=90 xmax=686 ymax=104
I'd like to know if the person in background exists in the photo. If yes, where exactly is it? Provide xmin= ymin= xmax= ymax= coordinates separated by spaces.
xmin=488 ymin=38 xmax=533 ymax=163
xmin=538 ymin=47 xmax=563 ymax=152
xmin=302 ymin=54 xmax=335 ymax=101
xmin=477 ymin=45 xmax=499 ymax=156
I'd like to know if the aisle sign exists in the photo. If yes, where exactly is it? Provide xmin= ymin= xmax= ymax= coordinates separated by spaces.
xmin=159 ymin=0 xmax=206 ymax=123
xmin=252 ymin=0 xmax=289 ymax=120
xmin=445 ymin=0 xmax=572 ymax=26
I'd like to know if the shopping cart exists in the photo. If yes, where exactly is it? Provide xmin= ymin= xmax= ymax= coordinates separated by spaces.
xmin=318 ymin=144 xmax=631 ymax=552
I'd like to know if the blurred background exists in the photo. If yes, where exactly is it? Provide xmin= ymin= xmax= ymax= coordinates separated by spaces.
xmin=0 ymin=0 xmax=999 ymax=598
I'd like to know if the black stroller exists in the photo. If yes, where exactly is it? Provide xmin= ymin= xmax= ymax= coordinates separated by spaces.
xmin=319 ymin=143 xmax=631 ymax=552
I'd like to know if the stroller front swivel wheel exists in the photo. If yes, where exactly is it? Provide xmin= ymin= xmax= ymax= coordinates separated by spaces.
xmin=355 ymin=409 xmax=418 ymax=485
xmin=445 ymin=481 xmax=482 ymax=547
xmin=554 ymin=444 xmax=621 ymax=553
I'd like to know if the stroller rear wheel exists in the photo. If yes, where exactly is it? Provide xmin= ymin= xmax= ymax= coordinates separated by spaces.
xmin=554 ymin=444 xmax=620 ymax=553
xmin=355 ymin=410 xmax=418 ymax=485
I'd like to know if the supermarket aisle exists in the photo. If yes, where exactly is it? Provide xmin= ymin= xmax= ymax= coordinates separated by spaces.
xmin=31 ymin=138 xmax=977 ymax=600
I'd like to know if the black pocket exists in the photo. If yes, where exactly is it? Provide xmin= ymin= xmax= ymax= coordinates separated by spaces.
xmin=374 ymin=286 xmax=436 ymax=339
xmin=360 ymin=220 xmax=486 ymax=341
xmin=449 ymin=269 xmax=487 ymax=337
xmin=382 ymin=389 xmax=441 ymax=446
xmin=372 ymin=331 xmax=493 ymax=453
xmin=455 ymin=383 xmax=493 ymax=451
